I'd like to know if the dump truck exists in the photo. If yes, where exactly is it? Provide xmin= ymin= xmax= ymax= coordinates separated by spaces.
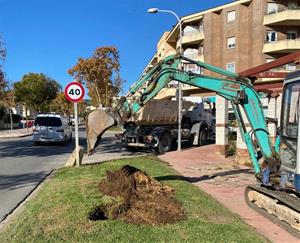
xmin=86 ymin=54 xmax=300 ymax=236
xmin=116 ymin=98 xmax=215 ymax=154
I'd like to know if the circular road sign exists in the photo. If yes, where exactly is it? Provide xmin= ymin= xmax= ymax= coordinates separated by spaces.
xmin=64 ymin=82 xmax=85 ymax=102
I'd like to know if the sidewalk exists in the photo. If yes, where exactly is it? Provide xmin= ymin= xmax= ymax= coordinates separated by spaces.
xmin=159 ymin=145 xmax=298 ymax=243
xmin=82 ymin=132 xmax=150 ymax=165
xmin=0 ymin=128 xmax=33 ymax=138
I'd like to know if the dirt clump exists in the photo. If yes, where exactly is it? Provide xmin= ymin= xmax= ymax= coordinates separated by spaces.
xmin=88 ymin=165 xmax=185 ymax=225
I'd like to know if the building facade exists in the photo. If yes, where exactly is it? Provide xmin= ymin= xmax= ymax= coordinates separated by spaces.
xmin=141 ymin=0 xmax=300 ymax=162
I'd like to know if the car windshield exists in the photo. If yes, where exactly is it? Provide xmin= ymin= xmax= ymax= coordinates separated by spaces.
xmin=34 ymin=117 xmax=62 ymax=127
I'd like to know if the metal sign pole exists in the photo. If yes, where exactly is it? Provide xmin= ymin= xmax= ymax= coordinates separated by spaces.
xmin=74 ymin=102 xmax=80 ymax=167
xmin=65 ymin=80 xmax=84 ymax=167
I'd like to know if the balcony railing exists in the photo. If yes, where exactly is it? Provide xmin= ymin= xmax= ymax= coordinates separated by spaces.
xmin=177 ymin=30 xmax=204 ymax=48
xmin=266 ymin=6 xmax=300 ymax=15
xmin=263 ymin=37 xmax=300 ymax=53
xmin=183 ymin=27 xmax=204 ymax=36
xmin=183 ymin=53 xmax=204 ymax=61
xmin=264 ymin=7 xmax=300 ymax=26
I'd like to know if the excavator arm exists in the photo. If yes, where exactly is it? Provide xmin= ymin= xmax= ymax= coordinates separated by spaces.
xmin=87 ymin=54 xmax=280 ymax=183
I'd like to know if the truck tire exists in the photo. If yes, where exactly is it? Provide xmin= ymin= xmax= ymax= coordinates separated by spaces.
xmin=198 ymin=129 xmax=208 ymax=146
xmin=157 ymin=132 xmax=172 ymax=154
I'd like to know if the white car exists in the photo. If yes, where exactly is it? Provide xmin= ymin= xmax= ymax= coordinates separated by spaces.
xmin=33 ymin=114 xmax=73 ymax=145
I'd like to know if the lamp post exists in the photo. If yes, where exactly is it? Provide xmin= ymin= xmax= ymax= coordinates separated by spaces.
xmin=147 ymin=8 xmax=183 ymax=151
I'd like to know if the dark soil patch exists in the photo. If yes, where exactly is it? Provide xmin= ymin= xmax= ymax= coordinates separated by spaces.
xmin=89 ymin=165 xmax=185 ymax=225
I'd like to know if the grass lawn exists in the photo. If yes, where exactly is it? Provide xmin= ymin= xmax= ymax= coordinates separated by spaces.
xmin=107 ymin=126 xmax=123 ymax=132
xmin=0 ymin=156 xmax=267 ymax=243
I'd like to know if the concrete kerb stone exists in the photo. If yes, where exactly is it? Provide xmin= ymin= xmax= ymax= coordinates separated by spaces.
xmin=0 ymin=129 xmax=33 ymax=139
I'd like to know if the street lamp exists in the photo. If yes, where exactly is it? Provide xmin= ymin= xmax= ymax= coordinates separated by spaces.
xmin=147 ymin=8 xmax=183 ymax=151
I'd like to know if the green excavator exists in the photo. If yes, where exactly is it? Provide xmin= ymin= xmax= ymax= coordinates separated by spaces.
xmin=86 ymin=54 xmax=300 ymax=236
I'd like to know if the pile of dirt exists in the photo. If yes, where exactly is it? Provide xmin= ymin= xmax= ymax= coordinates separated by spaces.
xmin=88 ymin=165 xmax=185 ymax=225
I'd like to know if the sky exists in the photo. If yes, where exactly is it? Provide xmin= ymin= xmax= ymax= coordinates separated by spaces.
xmin=0 ymin=0 xmax=230 ymax=97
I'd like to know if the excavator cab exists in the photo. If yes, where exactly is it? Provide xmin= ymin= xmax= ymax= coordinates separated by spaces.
xmin=279 ymin=70 xmax=300 ymax=192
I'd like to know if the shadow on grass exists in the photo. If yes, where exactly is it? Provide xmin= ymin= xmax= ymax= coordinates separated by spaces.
xmin=155 ymin=168 xmax=252 ymax=183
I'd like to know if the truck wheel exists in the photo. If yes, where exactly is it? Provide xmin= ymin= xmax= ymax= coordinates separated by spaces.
xmin=198 ymin=129 xmax=208 ymax=146
xmin=157 ymin=132 xmax=172 ymax=154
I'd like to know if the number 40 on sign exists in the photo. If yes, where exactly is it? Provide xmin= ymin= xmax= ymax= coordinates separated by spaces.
xmin=64 ymin=82 xmax=85 ymax=103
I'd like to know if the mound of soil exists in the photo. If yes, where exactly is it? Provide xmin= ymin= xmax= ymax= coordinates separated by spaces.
xmin=89 ymin=165 xmax=185 ymax=225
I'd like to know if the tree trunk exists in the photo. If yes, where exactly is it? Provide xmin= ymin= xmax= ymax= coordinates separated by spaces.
xmin=25 ymin=106 xmax=28 ymax=130
xmin=9 ymin=108 xmax=13 ymax=130
xmin=94 ymin=85 xmax=102 ymax=107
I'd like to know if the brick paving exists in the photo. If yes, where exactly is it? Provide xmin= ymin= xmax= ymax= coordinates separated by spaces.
xmin=159 ymin=144 xmax=299 ymax=243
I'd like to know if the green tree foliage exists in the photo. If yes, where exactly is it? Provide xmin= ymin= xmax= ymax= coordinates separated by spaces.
xmin=14 ymin=73 xmax=61 ymax=113
xmin=50 ymin=92 xmax=73 ymax=116
xmin=50 ymin=92 xmax=88 ymax=118
xmin=0 ymin=84 xmax=16 ymax=129
xmin=0 ymin=35 xmax=7 ymax=97
xmin=68 ymin=46 xmax=122 ymax=107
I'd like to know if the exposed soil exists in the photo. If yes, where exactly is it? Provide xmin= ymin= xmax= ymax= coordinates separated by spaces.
xmin=88 ymin=165 xmax=185 ymax=225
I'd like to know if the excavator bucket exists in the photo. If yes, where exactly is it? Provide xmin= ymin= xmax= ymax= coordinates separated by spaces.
xmin=86 ymin=109 xmax=117 ymax=155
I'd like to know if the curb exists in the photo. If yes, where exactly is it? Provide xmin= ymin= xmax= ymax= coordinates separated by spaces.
xmin=0 ymin=170 xmax=54 ymax=232
xmin=0 ymin=133 xmax=33 ymax=139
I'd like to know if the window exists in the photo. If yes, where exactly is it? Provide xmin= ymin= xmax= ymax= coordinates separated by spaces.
xmin=227 ymin=36 xmax=236 ymax=49
xmin=227 ymin=10 xmax=236 ymax=23
xmin=184 ymin=64 xmax=202 ymax=74
xmin=287 ymin=31 xmax=297 ymax=40
xmin=226 ymin=62 xmax=235 ymax=73
xmin=183 ymin=48 xmax=198 ymax=59
xmin=282 ymin=82 xmax=300 ymax=138
xmin=267 ymin=2 xmax=278 ymax=14
xmin=286 ymin=63 xmax=296 ymax=72
xmin=34 ymin=117 xmax=62 ymax=127
xmin=266 ymin=31 xmax=277 ymax=42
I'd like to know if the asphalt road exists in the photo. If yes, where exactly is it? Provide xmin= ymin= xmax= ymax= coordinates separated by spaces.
xmin=0 ymin=127 xmax=87 ymax=222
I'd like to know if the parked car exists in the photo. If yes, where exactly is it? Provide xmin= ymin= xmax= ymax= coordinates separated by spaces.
xmin=33 ymin=114 xmax=72 ymax=145
xmin=19 ymin=119 xmax=34 ymax=128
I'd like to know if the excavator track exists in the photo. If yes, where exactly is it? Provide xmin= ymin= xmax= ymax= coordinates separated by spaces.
xmin=245 ymin=185 xmax=300 ymax=238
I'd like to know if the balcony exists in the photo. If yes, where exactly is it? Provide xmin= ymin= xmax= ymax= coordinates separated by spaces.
xmin=183 ymin=53 xmax=204 ymax=62
xmin=176 ymin=30 xmax=204 ymax=49
xmin=264 ymin=7 xmax=300 ymax=26
xmin=263 ymin=37 xmax=300 ymax=54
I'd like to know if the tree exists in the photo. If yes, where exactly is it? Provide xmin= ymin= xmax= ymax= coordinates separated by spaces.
xmin=14 ymin=73 xmax=61 ymax=114
xmin=50 ymin=92 xmax=73 ymax=116
xmin=0 ymin=35 xmax=7 ymax=98
xmin=50 ymin=92 xmax=88 ymax=119
xmin=0 ymin=84 xmax=15 ymax=130
xmin=68 ymin=46 xmax=122 ymax=107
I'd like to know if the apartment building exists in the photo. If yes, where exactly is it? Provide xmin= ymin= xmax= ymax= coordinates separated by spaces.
xmin=141 ymin=0 xmax=300 ymax=162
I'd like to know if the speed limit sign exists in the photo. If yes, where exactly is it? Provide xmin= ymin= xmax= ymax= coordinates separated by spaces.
xmin=64 ymin=81 xmax=85 ymax=167
xmin=64 ymin=82 xmax=85 ymax=102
